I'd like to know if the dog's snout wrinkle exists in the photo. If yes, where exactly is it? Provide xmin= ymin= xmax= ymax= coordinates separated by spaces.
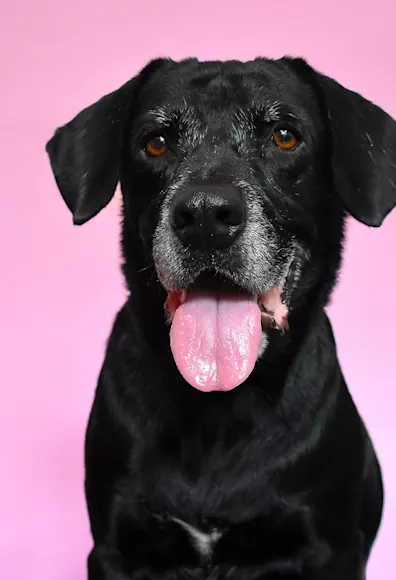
xmin=171 ymin=185 xmax=246 ymax=250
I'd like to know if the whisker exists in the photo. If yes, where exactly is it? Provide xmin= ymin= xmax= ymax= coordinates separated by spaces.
xmin=137 ymin=264 xmax=154 ymax=274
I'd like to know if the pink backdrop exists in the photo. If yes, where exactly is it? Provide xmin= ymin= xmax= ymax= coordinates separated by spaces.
xmin=1 ymin=1 xmax=395 ymax=578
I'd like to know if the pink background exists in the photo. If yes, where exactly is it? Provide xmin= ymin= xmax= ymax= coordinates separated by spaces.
xmin=1 ymin=1 xmax=395 ymax=578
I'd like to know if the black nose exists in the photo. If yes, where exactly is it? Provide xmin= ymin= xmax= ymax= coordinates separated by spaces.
xmin=171 ymin=185 xmax=246 ymax=250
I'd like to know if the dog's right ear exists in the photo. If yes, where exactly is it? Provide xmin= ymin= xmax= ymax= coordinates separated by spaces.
xmin=46 ymin=58 xmax=172 ymax=225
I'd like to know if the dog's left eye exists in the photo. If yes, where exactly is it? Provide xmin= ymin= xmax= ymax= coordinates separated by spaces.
xmin=272 ymin=128 xmax=300 ymax=151
xmin=145 ymin=135 xmax=167 ymax=157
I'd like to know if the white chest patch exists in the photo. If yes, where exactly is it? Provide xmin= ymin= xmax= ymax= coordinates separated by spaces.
xmin=172 ymin=517 xmax=223 ymax=560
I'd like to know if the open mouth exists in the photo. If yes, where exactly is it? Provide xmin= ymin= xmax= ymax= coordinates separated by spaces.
xmin=164 ymin=270 xmax=293 ymax=393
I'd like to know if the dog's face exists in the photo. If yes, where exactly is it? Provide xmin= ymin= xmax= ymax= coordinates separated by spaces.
xmin=46 ymin=57 xmax=396 ymax=392
xmin=130 ymin=60 xmax=322 ymax=296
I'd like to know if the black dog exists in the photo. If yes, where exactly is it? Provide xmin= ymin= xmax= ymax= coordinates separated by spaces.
xmin=46 ymin=57 xmax=396 ymax=579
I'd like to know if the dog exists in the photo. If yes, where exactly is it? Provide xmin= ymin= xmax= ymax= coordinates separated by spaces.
xmin=46 ymin=57 xmax=396 ymax=579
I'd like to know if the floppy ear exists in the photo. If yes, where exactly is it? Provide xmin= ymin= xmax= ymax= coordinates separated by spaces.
xmin=318 ymin=74 xmax=396 ymax=227
xmin=317 ymin=73 xmax=396 ymax=226
xmin=46 ymin=79 xmax=137 ymax=225
xmin=290 ymin=59 xmax=396 ymax=227
xmin=46 ymin=58 xmax=172 ymax=225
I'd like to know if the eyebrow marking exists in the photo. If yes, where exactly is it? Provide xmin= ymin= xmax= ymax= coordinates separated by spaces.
xmin=264 ymin=100 xmax=282 ymax=122
xmin=250 ymin=99 xmax=283 ymax=122
xmin=146 ymin=106 xmax=173 ymax=125
xmin=145 ymin=103 xmax=207 ymax=152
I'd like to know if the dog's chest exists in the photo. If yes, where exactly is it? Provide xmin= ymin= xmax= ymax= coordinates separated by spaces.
xmin=120 ymin=413 xmax=319 ymax=569
xmin=161 ymin=515 xmax=224 ymax=562
xmin=144 ymin=495 xmax=315 ymax=569
xmin=135 ymin=443 xmax=279 ymax=563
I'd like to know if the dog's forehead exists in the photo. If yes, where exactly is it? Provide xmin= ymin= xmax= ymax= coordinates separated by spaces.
xmin=137 ymin=59 xmax=314 ymax=119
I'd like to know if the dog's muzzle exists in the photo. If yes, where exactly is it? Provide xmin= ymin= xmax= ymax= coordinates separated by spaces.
xmin=153 ymin=183 xmax=299 ymax=394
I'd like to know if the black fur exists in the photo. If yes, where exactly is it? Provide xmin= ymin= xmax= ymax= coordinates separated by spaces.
xmin=46 ymin=57 xmax=396 ymax=579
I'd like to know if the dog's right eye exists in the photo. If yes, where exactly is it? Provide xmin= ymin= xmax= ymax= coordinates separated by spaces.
xmin=145 ymin=135 xmax=167 ymax=157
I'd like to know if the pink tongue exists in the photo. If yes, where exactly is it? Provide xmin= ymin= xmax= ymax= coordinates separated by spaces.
xmin=170 ymin=291 xmax=262 ymax=392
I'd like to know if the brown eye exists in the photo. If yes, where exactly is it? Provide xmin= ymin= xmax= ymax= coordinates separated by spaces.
xmin=273 ymin=128 xmax=299 ymax=151
xmin=146 ymin=135 xmax=167 ymax=156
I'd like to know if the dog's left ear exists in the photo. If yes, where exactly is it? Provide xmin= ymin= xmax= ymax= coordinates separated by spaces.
xmin=289 ymin=58 xmax=396 ymax=227
xmin=46 ymin=58 xmax=173 ymax=225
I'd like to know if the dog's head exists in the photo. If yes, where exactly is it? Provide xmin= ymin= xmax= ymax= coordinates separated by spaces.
xmin=46 ymin=57 xmax=396 ymax=392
